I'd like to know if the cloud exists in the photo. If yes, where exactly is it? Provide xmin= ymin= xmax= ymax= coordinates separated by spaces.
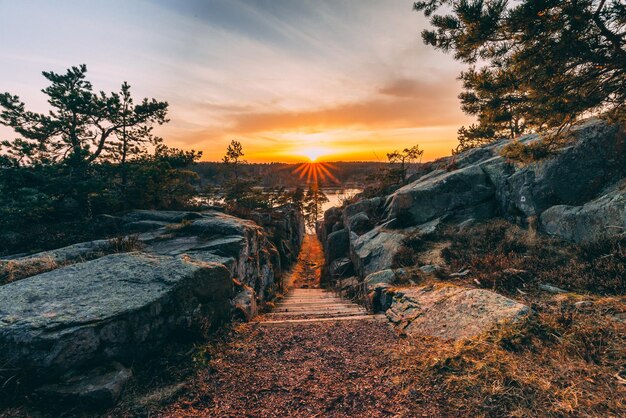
xmin=228 ymin=96 xmax=460 ymax=134
xmin=378 ymin=77 xmax=459 ymax=99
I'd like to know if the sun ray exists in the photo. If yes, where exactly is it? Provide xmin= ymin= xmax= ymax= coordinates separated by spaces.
xmin=292 ymin=161 xmax=340 ymax=187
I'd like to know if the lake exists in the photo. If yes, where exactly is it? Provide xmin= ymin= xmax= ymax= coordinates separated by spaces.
xmin=321 ymin=188 xmax=362 ymax=214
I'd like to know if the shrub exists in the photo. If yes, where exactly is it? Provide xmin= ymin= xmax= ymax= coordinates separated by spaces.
xmin=500 ymin=140 xmax=553 ymax=164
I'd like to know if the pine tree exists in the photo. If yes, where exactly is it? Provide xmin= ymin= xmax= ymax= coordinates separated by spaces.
xmin=414 ymin=0 xmax=626 ymax=147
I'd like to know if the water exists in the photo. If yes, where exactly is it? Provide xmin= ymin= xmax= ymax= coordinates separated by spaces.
xmin=321 ymin=188 xmax=362 ymax=215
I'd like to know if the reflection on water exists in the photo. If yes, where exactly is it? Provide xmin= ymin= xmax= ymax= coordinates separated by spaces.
xmin=321 ymin=188 xmax=362 ymax=216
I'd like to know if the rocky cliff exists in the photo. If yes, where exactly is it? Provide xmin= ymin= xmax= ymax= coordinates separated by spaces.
xmin=319 ymin=118 xmax=625 ymax=339
xmin=0 ymin=206 xmax=304 ymax=405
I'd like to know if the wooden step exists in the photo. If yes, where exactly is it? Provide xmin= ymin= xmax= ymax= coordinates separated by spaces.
xmin=264 ymin=310 xmax=366 ymax=319
xmin=274 ymin=303 xmax=358 ymax=310
xmin=255 ymin=314 xmax=387 ymax=325
xmin=272 ymin=305 xmax=363 ymax=312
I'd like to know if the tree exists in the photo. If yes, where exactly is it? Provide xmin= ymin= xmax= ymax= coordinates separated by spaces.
xmin=0 ymin=65 xmax=168 ymax=167
xmin=303 ymin=185 xmax=329 ymax=229
xmin=386 ymin=144 xmax=424 ymax=184
xmin=414 ymin=0 xmax=626 ymax=147
xmin=0 ymin=65 xmax=170 ymax=215
xmin=0 ymin=65 xmax=201 ymax=253
xmin=222 ymin=140 xmax=246 ymax=183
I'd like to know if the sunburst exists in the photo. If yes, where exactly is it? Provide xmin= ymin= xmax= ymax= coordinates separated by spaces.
xmin=292 ymin=161 xmax=339 ymax=186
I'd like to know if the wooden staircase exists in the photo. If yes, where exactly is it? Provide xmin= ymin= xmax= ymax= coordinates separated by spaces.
xmin=257 ymin=288 xmax=385 ymax=324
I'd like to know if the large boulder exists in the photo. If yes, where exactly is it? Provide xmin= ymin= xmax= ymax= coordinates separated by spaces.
xmin=350 ymin=224 xmax=413 ymax=277
xmin=250 ymin=204 xmax=305 ymax=269
xmin=499 ymin=120 xmax=625 ymax=218
xmin=343 ymin=197 xmax=384 ymax=235
xmin=317 ymin=206 xmax=343 ymax=246
xmin=540 ymin=183 xmax=626 ymax=243
xmin=386 ymin=165 xmax=495 ymax=226
xmin=0 ymin=253 xmax=232 ymax=386
xmin=325 ymin=229 xmax=350 ymax=264
xmin=385 ymin=285 xmax=530 ymax=340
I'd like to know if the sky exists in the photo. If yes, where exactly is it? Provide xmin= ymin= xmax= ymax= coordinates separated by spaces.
xmin=0 ymin=0 xmax=474 ymax=162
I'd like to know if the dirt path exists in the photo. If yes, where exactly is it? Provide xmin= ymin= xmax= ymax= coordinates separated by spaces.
xmin=156 ymin=235 xmax=439 ymax=417
xmin=289 ymin=234 xmax=323 ymax=289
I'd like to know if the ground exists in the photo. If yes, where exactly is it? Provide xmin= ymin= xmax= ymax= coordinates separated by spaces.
xmin=289 ymin=234 xmax=323 ymax=289
xmin=155 ymin=235 xmax=440 ymax=417
xmin=3 ymin=233 xmax=623 ymax=417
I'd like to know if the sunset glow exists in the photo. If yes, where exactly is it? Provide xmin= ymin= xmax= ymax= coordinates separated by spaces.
xmin=302 ymin=147 xmax=327 ymax=162
xmin=0 ymin=0 xmax=474 ymax=162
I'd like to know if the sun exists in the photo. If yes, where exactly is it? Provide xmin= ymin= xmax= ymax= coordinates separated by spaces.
xmin=302 ymin=147 xmax=326 ymax=162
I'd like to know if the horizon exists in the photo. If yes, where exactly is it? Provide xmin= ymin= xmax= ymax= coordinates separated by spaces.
xmin=0 ymin=0 xmax=474 ymax=163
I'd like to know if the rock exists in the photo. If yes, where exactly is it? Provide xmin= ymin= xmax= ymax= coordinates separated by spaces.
xmin=540 ymin=184 xmax=626 ymax=242
xmin=325 ymin=229 xmax=350 ymax=264
xmin=419 ymin=264 xmax=442 ymax=274
xmin=338 ymin=276 xmax=360 ymax=293
xmin=385 ymin=285 xmax=530 ymax=340
xmin=364 ymin=269 xmax=397 ymax=290
xmin=370 ymin=283 xmax=395 ymax=312
xmin=36 ymin=362 xmax=132 ymax=408
xmin=252 ymin=204 xmax=305 ymax=270
xmin=123 ymin=220 xmax=170 ymax=233
xmin=0 ymin=253 xmax=232 ymax=385
xmin=0 ymin=239 xmax=115 ymax=282
xmin=317 ymin=206 xmax=343 ymax=246
xmin=232 ymin=285 xmax=258 ymax=321
xmin=343 ymin=197 xmax=384 ymax=235
xmin=501 ymin=120 xmax=625 ymax=217
xmin=185 ymin=211 xmax=255 ymax=236
xmin=350 ymin=225 xmax=414 ymax=277
xmin=386 ymin=164 xmax=495 ymax=227
xmin=347 ymin=212 xmax=373 ymax=235
xmin=363 ymin=268 xmax=418 ymax=291
xmin=122 ymin=210 xmax=203 ymax=224
xmin=539 ymin=283 xmax=568 ymax=294
xmin=328 ymin=257 xmax=354 ymax=279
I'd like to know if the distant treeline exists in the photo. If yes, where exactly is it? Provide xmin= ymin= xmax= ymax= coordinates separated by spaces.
xmin=193 ymin=161 xmax=387 ymax=189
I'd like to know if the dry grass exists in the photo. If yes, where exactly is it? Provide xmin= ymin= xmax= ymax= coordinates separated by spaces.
xmin=108 ymin=234 xmax=143 ymax=253
xmin=387 ymin=218 xmax=626 ymax=416
xmin=391 ymin=299 xmax=625 ymax=417
xmin=0 ymin=235 xmax=143 ymax=286
xmin=401 ymin=219 xmax=626 ymax=295
xmin=0 ymin=256 xmax=58 ymax=285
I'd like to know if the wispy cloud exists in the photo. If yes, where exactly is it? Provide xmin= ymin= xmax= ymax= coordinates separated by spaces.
xmin=0 ymin=0 xmax=473 ymax=162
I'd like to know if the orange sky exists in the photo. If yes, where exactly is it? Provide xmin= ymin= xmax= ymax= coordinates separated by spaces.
xmin=0 ymin=0 xmax=475 ymax=163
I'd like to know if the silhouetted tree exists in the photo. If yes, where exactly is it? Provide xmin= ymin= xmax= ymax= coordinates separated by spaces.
xmin=303 ymin=185 xmax=329 ymax=228
xmin=387 ymin=144 xmax=424 ymax=184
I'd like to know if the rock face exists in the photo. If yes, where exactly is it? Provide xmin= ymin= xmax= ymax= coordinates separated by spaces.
xmin=36 ymin=362 xmax=132 ymax=407
xmin=383 ymin=285 xmax=530 ymax=340
xmin=317 ymin=118 xmax=621 ymax=340
xmin=0 ymin=205 xmax=304 ymax=396
xmin=540 ymin=182 xmax=626 ymax=243
xmin=318 ymin=120 xmax=625 ymax=278
xmin=386 ymin=165 xmax=496 ymax=226
xmin=0 ymin=253 xmax=232 ymax=383
xmin=350 ymin=225 xmax=413 ymax=277
xmin=0 ymin=239 xmax=115 ymax=283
